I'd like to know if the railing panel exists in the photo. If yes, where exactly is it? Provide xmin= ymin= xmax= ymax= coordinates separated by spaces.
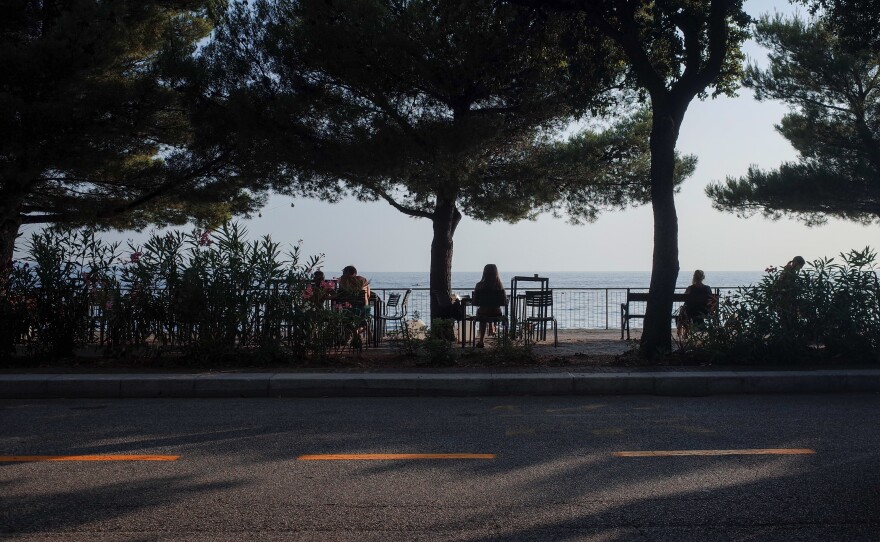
xmin=13 ymin=286 xmax=753 ymax=349
xmin=369 ymin=287 xmax=738 ymax=330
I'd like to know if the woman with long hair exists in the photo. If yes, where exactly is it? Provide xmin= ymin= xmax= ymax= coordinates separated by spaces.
xmin=473 ymin=264 xmax=507 ymax=347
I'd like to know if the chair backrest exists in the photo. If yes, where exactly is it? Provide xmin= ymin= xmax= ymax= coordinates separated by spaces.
xmin=525 ymin=290 xmax=553 ymax=307
xmin=399 ymin=289 xmax=411 ymax=316
xmin=473 ymin=288 xmax=507 ymax=309
xmin=385 ymin=293 xmax=401 ymax=309
xmin=335 ymin=289 xmax=367 ymax=308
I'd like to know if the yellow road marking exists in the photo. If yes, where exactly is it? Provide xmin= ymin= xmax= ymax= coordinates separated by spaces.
xmin=613 ymin=448 xmax=815 ymax=457
xmin=297 ymin=453 xmax=496 ymax=461
xmin=0 ymin=455 xmax=180 ymax=462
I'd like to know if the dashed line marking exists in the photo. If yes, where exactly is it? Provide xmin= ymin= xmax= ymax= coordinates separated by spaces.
xmin=0 ymin=455 xmax=180 ymax=462
xmin=613 ymin=448 xmax=815 ymax=457
xmin=297 ymin=453 xmax=496 ymax=460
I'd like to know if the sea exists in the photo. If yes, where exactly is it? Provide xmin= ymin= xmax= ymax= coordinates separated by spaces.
xmin=363 ymin=271 xmax=766 ymax=290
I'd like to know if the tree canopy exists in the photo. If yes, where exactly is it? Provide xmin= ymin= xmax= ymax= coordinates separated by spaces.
xmin=798 ymin=0 xmax=880 ymax=49
xmin=706 ymin=15 xmax=880 ymax=225
xmin=0 ymin=0 xmax=260 ymax=265
xmin=204 ymin=0 xmax=681 ymax=315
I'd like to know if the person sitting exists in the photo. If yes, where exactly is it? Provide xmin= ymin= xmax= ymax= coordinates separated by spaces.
xmin=336 ymin=265 xmax=371 ymax=316
xmin=304 ymin=270 xmax=334 ymax=308
xmin=677 ymin=269 xmax=716 ymax=338
xmin=472 ymin=264 xmax=508 ymax=348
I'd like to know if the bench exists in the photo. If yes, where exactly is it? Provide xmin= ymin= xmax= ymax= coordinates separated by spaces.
xmin=620 ymin=291 xmax=690 ymax=340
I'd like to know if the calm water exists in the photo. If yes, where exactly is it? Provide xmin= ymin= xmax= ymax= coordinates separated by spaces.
xmin=362 ymin=271 xmax=766 ymax=290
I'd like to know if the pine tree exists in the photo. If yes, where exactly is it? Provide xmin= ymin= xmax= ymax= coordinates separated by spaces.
xmin=530 ymin=0 xmax=750 ymax=357
xmin=707 ymin=15 xmax=880 ymax=225
xmin=204 ymin=0 xmax=684 ymax=319
xmin=0 ymin=0 xmax=260 ymax=266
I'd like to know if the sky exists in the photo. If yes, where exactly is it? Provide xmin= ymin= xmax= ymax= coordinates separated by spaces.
xmin=25 ymin=0 xmax=877 ymax=273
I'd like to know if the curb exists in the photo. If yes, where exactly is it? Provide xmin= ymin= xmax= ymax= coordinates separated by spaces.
xmin=1 ymin=370 xmax=879 ymax=399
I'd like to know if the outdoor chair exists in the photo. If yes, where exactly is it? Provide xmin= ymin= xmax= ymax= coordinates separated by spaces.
xmin=466 ymin=289 xmax=509 ymax=347
xmin=376 ymin=289 xmax=411 ymax=339
xmin=523 ymin=289 xmax=558 ymax=347
xmin=333 ymin=291 xmax=372 ymax=350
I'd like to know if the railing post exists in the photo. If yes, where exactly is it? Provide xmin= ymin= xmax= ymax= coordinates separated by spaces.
xmin=605 ymin=289 xmax=609 ymax=329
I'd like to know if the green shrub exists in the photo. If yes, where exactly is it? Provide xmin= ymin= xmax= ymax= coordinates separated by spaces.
xmin=1 ymin=222 xmax=352 ymax=361
xmin=702 ymin=247 xmax=880 ymax=364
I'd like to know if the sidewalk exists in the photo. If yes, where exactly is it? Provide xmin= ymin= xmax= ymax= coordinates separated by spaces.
xmin=4 ymin=331 xmax=879 ymax=399
xmin=2 ymin=368 xmax=880 ymax=399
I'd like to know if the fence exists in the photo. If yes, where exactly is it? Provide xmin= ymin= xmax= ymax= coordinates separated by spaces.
xmin=6 ymin=285 xmax=744 ymax=350
xmin=372 ymin=287 xmax=741 ymax=330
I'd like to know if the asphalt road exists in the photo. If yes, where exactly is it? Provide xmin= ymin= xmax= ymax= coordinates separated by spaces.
xmin=2 ymin=394 xmax=879 ymax=541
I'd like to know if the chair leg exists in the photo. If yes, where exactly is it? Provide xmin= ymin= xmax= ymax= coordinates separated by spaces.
xmin=470 ymin=319 xmax=478 ymax=347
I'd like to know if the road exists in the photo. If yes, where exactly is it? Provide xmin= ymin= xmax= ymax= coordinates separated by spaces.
xmin=2 ymin=394 xmax=879 ymax=541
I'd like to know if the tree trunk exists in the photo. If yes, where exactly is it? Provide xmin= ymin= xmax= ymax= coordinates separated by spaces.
xmin=428 ymin=197 xmax=462 ymax=323
xmin=639 ymin=105 xmax=683 ymax=358
xmin=0 ymin=193 xmax=24 ymax=268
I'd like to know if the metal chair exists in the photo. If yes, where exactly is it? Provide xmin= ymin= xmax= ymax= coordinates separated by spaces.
xmin=467 ymin=289 xmax=509 ymax=347
xmin=376 ymin=289 xmax=411 ymax=339
xmin=524 ymin=290 xmax=558 ymax=347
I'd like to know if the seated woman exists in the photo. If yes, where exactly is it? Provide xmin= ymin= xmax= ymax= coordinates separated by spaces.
xmin=677 ymin=269 xmax=715 ymax=338
xmin=472 ymin=264 xmax=508 ymax=348
xmin=304 ymin=270 xmax=335 ymax=308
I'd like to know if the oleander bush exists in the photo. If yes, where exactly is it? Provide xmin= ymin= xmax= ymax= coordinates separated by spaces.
xmin=699 ymin=247 xmax=880 ymax=364
xmin=0 ymin=223 xmax=365 ymax=361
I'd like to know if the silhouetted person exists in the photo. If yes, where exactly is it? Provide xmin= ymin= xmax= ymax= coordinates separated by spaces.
xmin=473 ymin=264 xmax=507 ymax=348
xmin=677 ymin=269 xmax=715 ymax=338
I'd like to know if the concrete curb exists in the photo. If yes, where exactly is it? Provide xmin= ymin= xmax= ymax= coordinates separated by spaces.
xmin=1 ymin=370 xmax=879 ymax=399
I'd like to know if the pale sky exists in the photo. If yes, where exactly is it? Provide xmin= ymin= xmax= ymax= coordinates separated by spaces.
xmin=25 ymin=0 xmax=878 ymax=273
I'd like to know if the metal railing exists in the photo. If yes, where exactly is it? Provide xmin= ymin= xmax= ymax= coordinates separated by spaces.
xmin=9 ymin=286 xmax=745 ymax=350
xmin=371 ymin=287 xmax=742 ymax=330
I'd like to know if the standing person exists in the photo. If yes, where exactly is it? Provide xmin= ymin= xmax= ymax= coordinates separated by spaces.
xmin=472 ymin=264 xmax=508 ymax=348
xmin=677 ymin=269 xmax=715 ymax=338
xmin=774 ymin=255 xmax=806 ymax=319
xmin=782 ymin=256 xmax=806 ymax=276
